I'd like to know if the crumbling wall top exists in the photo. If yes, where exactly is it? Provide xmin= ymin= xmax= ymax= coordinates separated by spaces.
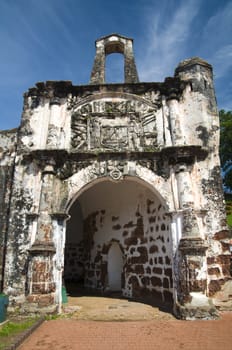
xmin=175 ymin=57 xmax=212 ymax=73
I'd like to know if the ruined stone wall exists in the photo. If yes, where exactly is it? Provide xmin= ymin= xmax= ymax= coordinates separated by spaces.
xmin=0 ymin=129 xmax=17 ymax=291
xmin=174 ymin=60 xmax=231 ymax=310
xmin=2 ymin=159 xmax=39 ymax=307
xmin=1 ymin=35 xmax=230 ymax=318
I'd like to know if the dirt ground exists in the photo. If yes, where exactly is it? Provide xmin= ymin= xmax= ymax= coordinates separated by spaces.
xmin=62 ymin=294 xmax=174 ymax=321
xmin=18 ymin=294 xmax=232 ymax=350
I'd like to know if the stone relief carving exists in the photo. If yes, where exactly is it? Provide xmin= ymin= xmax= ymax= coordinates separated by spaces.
xmin=57 ymin=158 xmax=163 ymax=185
xmin=71 ymin=113 xmax=87 ymax=149
xmin=89 ymin=160 xmax=125 ymax=181
xmin=57 ymin=161 xmax=81 ymax=180
xmin=70 ymin=98 xmax=160 ymax=152
xmin=57 ymin=159 xmax=127 ymax=181
xmin=47 ymin=125 xmax=59 ymax=147
xmin=67 ymin=95 xmax=82 ymax=110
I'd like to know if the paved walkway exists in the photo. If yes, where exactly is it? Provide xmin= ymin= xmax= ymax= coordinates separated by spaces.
xmin=19 ymin=312 xmax=232 ymax=350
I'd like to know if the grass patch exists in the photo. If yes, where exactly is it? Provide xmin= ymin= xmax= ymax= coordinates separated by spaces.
xmin=227 ymin=213 xmax=232 ymax=228
xmin=45 ymin=314 xmax=60 ymax=321
xmin=0 ymin=317 xmax=39 ymax=350
xmin=225 ymin=194 xmax=232 ymax=229
xmin=0 ymin=319 xmax=36 ymax=336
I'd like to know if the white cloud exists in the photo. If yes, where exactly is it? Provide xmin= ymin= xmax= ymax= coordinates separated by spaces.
xmin=202 ymin=1 xmax=232 ymax=49
xmin=201 ymin=2 xmax=232 ymax=80
xmin=212 ymin=45 xmax=232 ymax=79
xmin=138 ymin=0 xmax=201 ymax=81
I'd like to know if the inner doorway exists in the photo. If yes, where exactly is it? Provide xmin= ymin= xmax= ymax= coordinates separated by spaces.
xmin=108 ymin=242 xmax=123 ymax=291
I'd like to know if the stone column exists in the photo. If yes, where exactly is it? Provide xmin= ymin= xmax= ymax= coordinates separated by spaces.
xmin=33 ymin=161 xmax=55 ymax=246
xmin=167 ymin=98 xmax=182 ymax=146
xmin=47 ymin=98 xmax=61 ymax=148
xmin=124 ymin=40 xmax=139 ymax=83
xmin=161 ymin=97 xmax=172 ymax=147
xmin=51 ymin=213 xmax=70 ymax=313
xmin=90 ymin=41 xmax=105 ymax=84
xmin=175 ymin=164 xmax=200 ymax=238
xmin=27 ymin=160 xmax=57 ymax=312
xmin=174 ymin=164 xmax=217 ymax=319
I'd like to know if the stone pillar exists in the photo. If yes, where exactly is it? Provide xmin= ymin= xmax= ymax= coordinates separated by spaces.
xmin=175 ymin=164 xmax=200 ymax=238
xmin=167 ymin=98 xmax=183 ymax=146
xmin=26 ymin=160 xmax=57 ymax=313
xmin=124 ymin=39 xmax=139 ymax=83
xmin=90 ymin=41 xmax=105 ymax=84
xmin=51 ymin=213 xmax=70 ymax=313
xmin=174 ymin=164 xmax=218 ymax=319
xmin=34 ymin=162 xmax=55 ymax=245
xmin=47 ymin=98 xmax=61 ymax=148
xmin=161 ymin=97 xmax=172 ymax=147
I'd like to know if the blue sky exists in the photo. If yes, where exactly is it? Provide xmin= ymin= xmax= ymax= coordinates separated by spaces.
xmin=0 ymin=0 xmax=231 ymax=130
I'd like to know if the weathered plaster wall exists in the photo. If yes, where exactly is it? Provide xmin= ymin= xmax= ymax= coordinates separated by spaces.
xmin=3 ymin=158 xmax=39 ymax=306
xmin=0 ymin=129 xmax=17 ymax=291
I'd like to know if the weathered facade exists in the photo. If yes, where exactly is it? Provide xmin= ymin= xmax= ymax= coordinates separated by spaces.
xmin=0 ymin=34 xmax=231 ymax=319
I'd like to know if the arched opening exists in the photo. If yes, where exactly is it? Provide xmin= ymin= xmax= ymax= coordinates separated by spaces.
xmin=108 ymin=242 xmax=123 ymax=291
xmin=105 ymin=53 xmax=124 ymax=83
xmin=64 ymin=178 xmax=173 ymax=306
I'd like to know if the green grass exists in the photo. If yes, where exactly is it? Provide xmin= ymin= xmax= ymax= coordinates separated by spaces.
xmin=225 ymin=193 xmax=232 ymax=228
xmin=0 ymin=318 xmax=38 ymax=350
xmin=0 ymin=319 xmax=35 ymax=336
xmin=227 ymin=213 xmax=232 ymax=228
xmin=45 ymin=314 xmax=60 ymax=321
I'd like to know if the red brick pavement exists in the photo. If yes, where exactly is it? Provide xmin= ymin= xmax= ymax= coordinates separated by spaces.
xmin=19 ymin=312 xmax=232 ymax=350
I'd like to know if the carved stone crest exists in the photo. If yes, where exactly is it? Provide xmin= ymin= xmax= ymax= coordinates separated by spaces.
xmin=70 ymin=97 xmax=159 ymax=152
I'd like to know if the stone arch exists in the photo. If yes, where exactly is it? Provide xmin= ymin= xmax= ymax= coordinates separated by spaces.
xmin=104 ymin=38 xmax=125 ymax=55
xmin=107 ymin=241 xmax=124 ymax=291
xmin=69 ymin=90 xmax=157 ymax=110
xmin=90 ymin=34 xmax=139 ymax=84
xmin=64 ymin=162 xmax=173 ymax=213
xmin=62 ymin=162 xmax=174 ymax=305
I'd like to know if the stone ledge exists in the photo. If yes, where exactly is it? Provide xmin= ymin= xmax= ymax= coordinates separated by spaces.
xmin=178 ymin=237 xmax=208 ymax=254
xmin=29 ymin=242 xmax=56 ymax=254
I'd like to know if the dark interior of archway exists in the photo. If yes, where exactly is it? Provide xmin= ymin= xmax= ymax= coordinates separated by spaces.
xmin=64 ymin=179 xmax=173 ymax=311
xmin=64 ymin=194 xmax=124 ymax=298
xmin=64 ymin=200 xmax=85 ymax=292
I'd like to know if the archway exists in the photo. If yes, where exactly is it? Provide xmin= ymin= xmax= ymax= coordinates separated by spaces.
xmin=108 ymin=242 xmax=124 ymax=291
xmin=105 ymin=53 xmax=124 ymax=83
xmin=64 ymin=177 xmax=173 ymax=305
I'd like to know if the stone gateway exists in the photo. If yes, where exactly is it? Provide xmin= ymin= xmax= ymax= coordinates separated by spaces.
xmin=0 ymin=34 xmax=231 ymax=319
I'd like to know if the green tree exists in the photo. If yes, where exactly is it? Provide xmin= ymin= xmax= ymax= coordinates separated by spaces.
xmin=219 ymin=109 xmax=232 ymax=192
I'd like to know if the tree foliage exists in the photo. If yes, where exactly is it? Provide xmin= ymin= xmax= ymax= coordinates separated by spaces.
xmin=219 ymin=110 xmax=232 ymax=192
